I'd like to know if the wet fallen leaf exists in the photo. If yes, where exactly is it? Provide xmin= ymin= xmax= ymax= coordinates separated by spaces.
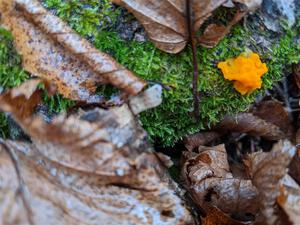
xmin=112 ymin=0 xmax=260 ymax=53
xmin=112 ymin=0 xmax=227 ymax=53
xmin=215 ymin=113 xmax=285 ymax=140
xmin=0 ymin=0 xmax=146 ymax=102
xmin=251 ymin=99 xmax=293 ymax=137
xmin=0 ymin=81 xmax=193 ymax=225
xmin=245 ymin=140 xmax=296 ymax=225
xmin=182 ymin=145 xmax=258 ymax=223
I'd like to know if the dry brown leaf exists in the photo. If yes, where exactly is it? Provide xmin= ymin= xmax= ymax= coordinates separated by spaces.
xmin=245 ymin=140 xmax=296 ymax=225
xmin=112 ymin=0 xmax=227 ymax=53
xmin=198 ymin=10 xmax=246 ymax=48
xmin=0 ymin=82 xmax=192 ymax=225
xmin=182 ymin=144 xmax=258 ymax=223
xmin=251 ymin=99 xmax=293 ymax=138
xmin=112 ymin=0 xmax=262 ymax=52
xmin=215 ymin=113 xmax=285 ymax=140
xmin=0 ymin=0 xmax=146 ymax=101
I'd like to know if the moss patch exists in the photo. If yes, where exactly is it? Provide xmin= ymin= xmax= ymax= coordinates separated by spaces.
xmin=0 ymin=1 xmax=300 ymax=146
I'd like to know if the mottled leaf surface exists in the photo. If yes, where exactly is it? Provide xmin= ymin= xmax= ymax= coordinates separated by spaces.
xmin=0 ymin=81 xmax=192 ymax=225
xmin=245 ymin=140 xmax=296 ymax=225
xmin=0 ymin=0 xmax=146 ymax=101
xmin=182 ymin=145 xmax=258 ymax=223
xmin=215 ymin=113 xmax=285 ymax=140
xmin=112 ymin=0 xmax=227 ymax=53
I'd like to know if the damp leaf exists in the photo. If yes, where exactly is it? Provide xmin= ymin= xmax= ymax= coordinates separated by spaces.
xmin=0 ymin=0 xmax=146 ymax=102
xmin=0 ymin=80 xmax=192 ymax=225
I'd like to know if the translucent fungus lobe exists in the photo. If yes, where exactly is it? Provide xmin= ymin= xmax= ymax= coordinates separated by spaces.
xmin=218 ymin=52 xmax=268 ymax=95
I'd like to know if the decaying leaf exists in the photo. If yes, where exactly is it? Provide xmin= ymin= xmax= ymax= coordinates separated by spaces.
xmin=182 ymin=145 xmax=258 ymax=223
xmin=112 ymin=0 xmax=227 ymax=53
xmin=112 ymin=0 xmax=261 ymax=53
xmin=0 ymin=81 xmax=193 ymax=225
xmin=0 ymin=0 xmax=146 ymax=102
xmin=251 ymin=99 xmax=293 ymax=137
xmin=245 ymin=140 xmax=296 ymax=225
xmin=215 ymin=113 xmax=285 ymax=140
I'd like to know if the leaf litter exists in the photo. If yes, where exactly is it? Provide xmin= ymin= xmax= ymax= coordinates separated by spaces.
xmin=0 ymin=79 xmax=193 ymax=225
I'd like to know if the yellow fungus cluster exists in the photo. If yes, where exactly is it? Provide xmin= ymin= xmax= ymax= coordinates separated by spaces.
xmin=217 ymin=52 xmax=268 ymax=95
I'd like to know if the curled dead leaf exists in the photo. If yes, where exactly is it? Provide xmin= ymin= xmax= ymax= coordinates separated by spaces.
xmin=112 ymin=0 xmax=227 ymax=53
xmin=215 ymin=113 xmax=285 ymax=140
xmin=182 ymin=145 xmax=258 ymax=223
xmin=245 ymin=140 xmax=296 ymax=225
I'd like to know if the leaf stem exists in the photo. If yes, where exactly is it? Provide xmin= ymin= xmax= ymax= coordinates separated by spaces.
xmin=186 ymin=0 xmax=200 ymax=120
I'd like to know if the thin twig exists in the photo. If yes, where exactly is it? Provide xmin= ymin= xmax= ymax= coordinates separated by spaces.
xmin=0 ymin=140 xmax=34 ymax=225
xmin=186 ymin=0 xmax=200 ymax=120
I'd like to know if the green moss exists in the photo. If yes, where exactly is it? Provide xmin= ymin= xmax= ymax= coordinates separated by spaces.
xmin=93 ymin=25 xmax=300 ymax=146
xmin=0 ymin=28 xmax=28 ymax=88
xmin=42 ymin=0 xmax=119 ymax=37
xmin=0 ymin=1 xmax=299 ymax=146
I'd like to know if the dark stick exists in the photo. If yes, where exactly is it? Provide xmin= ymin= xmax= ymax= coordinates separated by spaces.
xmin=186 ymin=0 xmax=200 ymax=120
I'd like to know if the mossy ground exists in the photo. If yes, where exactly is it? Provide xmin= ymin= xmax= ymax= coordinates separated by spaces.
xmin=0 ymin=0 xmax=299 ymax=146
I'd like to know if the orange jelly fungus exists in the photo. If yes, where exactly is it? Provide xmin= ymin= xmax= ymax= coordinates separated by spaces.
xmin=217 ymin=52 xmax=268 ymax=95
